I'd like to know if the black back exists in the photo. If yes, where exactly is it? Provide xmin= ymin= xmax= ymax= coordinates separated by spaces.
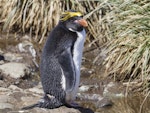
xmin=40 ymin=22 xmax=78 ymax=101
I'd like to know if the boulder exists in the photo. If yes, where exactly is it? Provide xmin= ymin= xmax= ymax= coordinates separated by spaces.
xmin=0 ymin=62 xmax=30 ymax=79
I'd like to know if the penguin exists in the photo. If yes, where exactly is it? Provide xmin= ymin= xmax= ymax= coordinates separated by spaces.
xmin=22 ymin=10 xmax=88 ymax=109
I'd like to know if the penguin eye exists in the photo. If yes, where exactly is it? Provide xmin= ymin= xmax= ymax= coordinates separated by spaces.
xmin=72 ymin=16 xmax=83 ymax=21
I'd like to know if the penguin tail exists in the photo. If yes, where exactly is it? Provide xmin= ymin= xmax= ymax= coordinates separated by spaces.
xmin=21 ymin=103 xmax=39 ymax=110
xmin=21 ymin=95 xmax=63 ymax=110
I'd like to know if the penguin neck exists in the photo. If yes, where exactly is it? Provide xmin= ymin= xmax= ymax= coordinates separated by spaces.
xmin=59 ymin=22 xmax=70 ymax=32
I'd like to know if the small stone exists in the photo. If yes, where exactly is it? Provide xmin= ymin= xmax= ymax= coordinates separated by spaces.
xmin=8 ymin=85 xmax=23 ymax=91
xmin=79 ymin=85 xmax=90 ymax=92
xmin=30 ymin=106 xmax=81 ymax=113
xmin=4 ymin=52 xmax=23 ymax=62
xmin=0 ymin=62 xmax=30 ymax=79
xmin=0 ymin=95 xmax=10 ymax=103
xmin=103 ymin=82 xmax=125 ymax=98
xmin=0 ymin=60 xmax=4 ymax=64
xmin=27 ymin=87 xmax=44 ymax=94
xmin=0 ymin=103 xmax=14 ymax=109
xmin=0 ymin=87 xmax=10 ymax=92
xmin=0 ymin=95 xmax=16 ymax=103
xmin=95 ymin=97 xmax=113 ymax=108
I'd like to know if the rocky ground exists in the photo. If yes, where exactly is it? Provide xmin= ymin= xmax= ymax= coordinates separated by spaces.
xmin=0 ymin=34 xmax=126 ymax=113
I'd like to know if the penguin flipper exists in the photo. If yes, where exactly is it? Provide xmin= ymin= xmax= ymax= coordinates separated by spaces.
xmin=21 ymin=103 xmax=39 ymax=110
xmin=58 ymin=47 xmax=75 ymax=91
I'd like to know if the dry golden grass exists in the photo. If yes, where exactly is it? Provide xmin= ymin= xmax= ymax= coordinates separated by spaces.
xmin=103 ymin=0 xmax=150 ymax=93
xmin=0 ymin=0 xmax=113 ymax=45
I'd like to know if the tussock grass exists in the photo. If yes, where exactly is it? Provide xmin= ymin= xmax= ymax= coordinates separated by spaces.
xmin=0 ymin=0 xmax=114 ymax=44
xmin=103 ymin=0 xmax=150 ymax=93
xmin=1 ymin=0 xmax=61 ymax=43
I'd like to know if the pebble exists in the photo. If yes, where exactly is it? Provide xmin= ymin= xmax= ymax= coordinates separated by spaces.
xmin=79 ymin=85 xmax=91 ymax=92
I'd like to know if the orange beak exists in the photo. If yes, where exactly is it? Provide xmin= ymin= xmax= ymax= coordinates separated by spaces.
xmin=76 ymin=19 xmax=88 ymax=27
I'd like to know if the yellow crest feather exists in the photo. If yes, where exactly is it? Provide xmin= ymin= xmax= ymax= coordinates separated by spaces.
xmin=60 ymin=11 xmax=83 ymax=21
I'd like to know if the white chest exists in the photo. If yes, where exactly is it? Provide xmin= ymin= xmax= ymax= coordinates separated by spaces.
xmin=73 ymin=29 xmax=86 ymax=71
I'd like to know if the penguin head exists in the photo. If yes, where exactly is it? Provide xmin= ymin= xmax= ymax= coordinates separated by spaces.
xmin=60 ymin=10 xmax=88 ymax=32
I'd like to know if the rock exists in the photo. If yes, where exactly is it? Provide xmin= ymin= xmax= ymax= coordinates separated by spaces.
xmin=0 ymin=55 xmax=4 ymax=61
xmin=0 ymin=95 xmax=11 ymax=103
xmin=21 ymin=96 xmax=39 ymax=107
xmin=8 ymin=85 xmax=23 ymax=91
xmin=0 ymin=103 xmax=14 ymax=109
xmin=21 ymin=96 xmax=81 ymax=113
xmin=0 ymin=95 xmax=16 ymax=110
xmin=0 ymin=95 xmax=16 ymax=103
xmin=81 ymin=67 xmax=94 ymax=77
xmin=26 ymin=106 xmax=81 ymax=113
xmin=79 ymin=85 xmax=90 ymax=92
xmin=103 ymin=82 xmax=125 ymax=98
xmin=27 ymin=87 xmax=44 ymax=94
xmin=77 ymin=93 xmax=104 ymax=101
xmin=0 ymin=60 xmax=4 ymax=64
xmin=0 ymin=62 xmax=30 ymax=79
xmin=95 ymin=98 xmax=113 ymax=108
xmin=4 ymin=52 xmax=23 ymax=62
xmin=0 ymin=87 xmax=10 ymax=92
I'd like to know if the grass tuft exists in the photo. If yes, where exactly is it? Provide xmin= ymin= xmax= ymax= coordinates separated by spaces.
xmin=103 ymin=0 xmax=150 ymax=93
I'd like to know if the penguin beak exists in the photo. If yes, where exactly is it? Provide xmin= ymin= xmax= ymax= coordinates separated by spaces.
xmin=75 ymin=19 xmax=88 ymax=27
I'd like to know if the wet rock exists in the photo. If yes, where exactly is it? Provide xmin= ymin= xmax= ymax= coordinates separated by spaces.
xmin=0 ymin=62 xmax=30 ymax=79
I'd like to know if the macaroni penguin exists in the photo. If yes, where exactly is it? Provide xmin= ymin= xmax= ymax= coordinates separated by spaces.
xmin=22 ymin=10 xmax=88 ymax=109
